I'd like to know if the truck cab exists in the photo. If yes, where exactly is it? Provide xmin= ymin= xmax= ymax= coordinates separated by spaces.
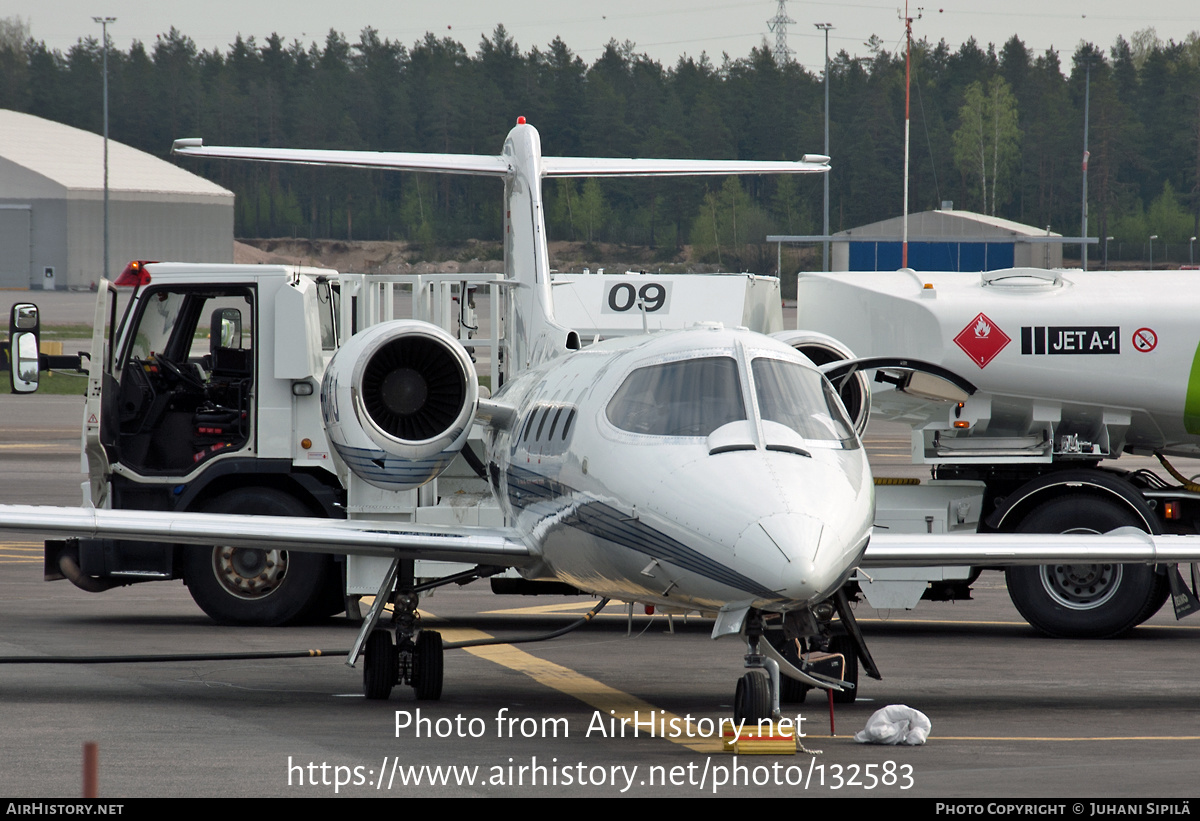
xmin=58 ymin=263 xmax=347 ymax=625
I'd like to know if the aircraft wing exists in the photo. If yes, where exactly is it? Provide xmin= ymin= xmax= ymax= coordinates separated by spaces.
xmin=171 ymin=140 xmax=510 ymax=177
xmin=0 ymin=504 xmax=533 ymax=567
xmin=864 ymin=530 xmax=1200 ymax=566
xmin=541 ymin=156 xmax=830 ymax=177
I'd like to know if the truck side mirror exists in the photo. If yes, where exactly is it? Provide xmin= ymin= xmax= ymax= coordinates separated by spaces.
xmin=210 ymin=307 xmax=243 ymax=353
xmin=9 ymin=303 xmax=40 ymax=394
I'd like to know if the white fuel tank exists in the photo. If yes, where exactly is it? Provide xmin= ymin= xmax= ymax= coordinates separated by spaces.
xmin=796 ymin=268 xmax=1200 ymax=461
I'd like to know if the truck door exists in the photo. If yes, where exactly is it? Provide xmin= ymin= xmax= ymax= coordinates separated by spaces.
xmin=84 ymin=281 xmax=117 ymax=508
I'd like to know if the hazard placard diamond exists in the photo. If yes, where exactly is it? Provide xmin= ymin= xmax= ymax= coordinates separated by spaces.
xmin=954 ymin=312 xmax=1011 ymax=369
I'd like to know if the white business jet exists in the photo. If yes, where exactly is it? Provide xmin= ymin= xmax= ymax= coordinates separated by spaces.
xmin=4 ymin=119 xmax=1199 ymax=720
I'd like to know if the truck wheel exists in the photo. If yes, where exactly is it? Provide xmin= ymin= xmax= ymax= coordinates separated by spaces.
xmin=182 ymin=488 xmax=331 ymax=626
xmin=1005 ymin=495 xmax=1166 ymax=638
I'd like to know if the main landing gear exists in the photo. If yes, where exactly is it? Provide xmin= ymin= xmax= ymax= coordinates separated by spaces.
xmin=352 ymin=559 xmax=497 ymax=702
xmin=352 ymin=562 xmax=608 ymax=701
xmin=363 ymin=593 xmax=444 ymax=701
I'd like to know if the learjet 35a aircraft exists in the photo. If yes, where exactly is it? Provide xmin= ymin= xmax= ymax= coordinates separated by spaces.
xmin=4 ymin=119 xmax=1200 ymax=721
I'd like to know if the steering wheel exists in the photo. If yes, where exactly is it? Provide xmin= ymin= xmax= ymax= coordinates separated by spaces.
xmin=156 ymin=355 xmax=206 ymax=391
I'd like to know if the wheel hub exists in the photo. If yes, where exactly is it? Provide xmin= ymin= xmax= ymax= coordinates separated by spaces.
xmin=1040 ymin=563 xmax=1122 ymax=610
xmin=212 ymin=547 xmax=289 ymax=600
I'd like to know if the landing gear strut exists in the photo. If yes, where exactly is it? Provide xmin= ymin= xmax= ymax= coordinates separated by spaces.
xmin=735 ymin=616 xmax=783 ymax=724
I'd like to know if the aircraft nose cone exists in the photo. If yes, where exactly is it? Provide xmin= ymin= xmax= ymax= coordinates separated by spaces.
xmin=734 ymin=512 xmax=828 ymax=602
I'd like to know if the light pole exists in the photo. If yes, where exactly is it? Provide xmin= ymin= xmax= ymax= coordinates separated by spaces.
xmin=1191 ymin=236 xmax=1196 ymax=265
xmin=1081 ymin=59 xmax=1091 ymax=271
xmin=93 ymin=15 xmax=116 ymax=283
xmin=815 ymin=23 xmax=832 ymax=273
xmin=1104 ymin=236 xmax=1113 ymax=269
xmin=1149 ymin=234 xmax=1158 ymax=269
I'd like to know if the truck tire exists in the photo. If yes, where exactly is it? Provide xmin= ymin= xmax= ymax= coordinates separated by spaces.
xmin=182 ymin=488 xmax=332 ymax=626
xmin=1005 ymin=494 xmax=1167 ymax=638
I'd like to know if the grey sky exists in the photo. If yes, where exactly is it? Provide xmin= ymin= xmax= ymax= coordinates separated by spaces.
xmin=14 ymin=0 xmax=1199 ymax=73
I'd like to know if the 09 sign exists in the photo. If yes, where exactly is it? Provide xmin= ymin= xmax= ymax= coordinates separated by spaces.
xmin=600 ymin=281 xmax=672 ymax=314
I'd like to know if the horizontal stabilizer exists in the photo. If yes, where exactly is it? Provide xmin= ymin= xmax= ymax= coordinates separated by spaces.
xmin=172 ymin=140 xmax=830 ymax=179
xmin=0 ymin=504 xmax=533 ymax=567
xmin=540 ymin=156 xmax=830 ymax=177
xmin=172 ymin=140 xmax=510 ymax=177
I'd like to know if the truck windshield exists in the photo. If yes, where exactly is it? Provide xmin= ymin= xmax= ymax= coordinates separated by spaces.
xmin=126 ymin=291 xmax=186 ymax=362
xmin=606 ymin=356 xmax=745 ymax=437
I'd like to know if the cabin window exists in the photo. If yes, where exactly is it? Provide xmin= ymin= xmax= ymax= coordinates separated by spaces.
xmin=606 ymin=356 xmax=745 ymax=437
xmin=751 ymin=358 xmax=858 ymax=449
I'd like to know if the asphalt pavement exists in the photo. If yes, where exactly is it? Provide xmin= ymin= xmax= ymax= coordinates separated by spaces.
xmin=1 ymin=396 xmax=1199 ymax=799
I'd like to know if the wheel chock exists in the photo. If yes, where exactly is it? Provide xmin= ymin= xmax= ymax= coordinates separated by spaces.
xmin=722 ymin=721 xmax=796 ymax=755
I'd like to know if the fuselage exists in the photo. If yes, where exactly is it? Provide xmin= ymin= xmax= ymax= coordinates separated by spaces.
xmin=486 ymin=325 xmax=874 ymax=613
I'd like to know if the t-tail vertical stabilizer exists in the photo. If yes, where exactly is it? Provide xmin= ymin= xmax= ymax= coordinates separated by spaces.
xmin=173 ymin=118 xmax=831 ymax=377
xmin=500 ymin=119 xmax=579 ymax=371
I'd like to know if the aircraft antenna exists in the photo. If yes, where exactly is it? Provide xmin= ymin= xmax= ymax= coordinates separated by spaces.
xmin=766 ymin=0 xmax=796 ymax=64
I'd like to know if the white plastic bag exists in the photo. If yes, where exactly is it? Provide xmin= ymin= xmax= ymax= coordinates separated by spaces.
xmin=853 ymin=704 xmax=931 ymax=745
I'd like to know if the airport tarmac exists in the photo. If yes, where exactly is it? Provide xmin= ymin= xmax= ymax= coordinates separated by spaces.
xmin=2 ymin=395 xmax=1200 ymax=799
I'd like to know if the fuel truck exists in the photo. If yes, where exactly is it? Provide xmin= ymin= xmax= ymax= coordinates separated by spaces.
xmin=796 ymin=267 xmax=1200 ymax=638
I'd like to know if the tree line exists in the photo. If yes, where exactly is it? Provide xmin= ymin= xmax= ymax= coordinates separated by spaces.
xmin=1 ymin=18 xmax=1198 ymax=266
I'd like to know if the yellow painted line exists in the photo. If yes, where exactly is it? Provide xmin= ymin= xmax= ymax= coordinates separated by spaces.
xmin=438 ymin=623 xmax=726 ymax=753
xmin=0 ymin=428 xmax=79 ymax=434
xmin=0 ymin=559 xmax=41 ymax=564
xmin=934 ymin=736 xmax=1200 ymax=742
xmin=857 ymin=616 xmax=1200 ymax=631
xmin=859 ymin=616 xmax=1028 ymax=627
xmin=0 ymin=444 xmax=76 ymax=451
xmin=483 ymin=601 xmax=610 ymax=616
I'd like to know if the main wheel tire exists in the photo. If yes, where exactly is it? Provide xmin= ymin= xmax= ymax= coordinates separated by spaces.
xmin=412 ymin=630 xmax=444 ymax=701
xmin=1005 ymin=494 xmax=1164 ymax=638
xmin=829 ymin=634 xmax=859 ymax=704
xmin=182 ymin=488 xmax=332 ymax=626
xmin=364 ymin=629 xmax=397 ymax=700
xmin=734 ymin=671 xmax=771 ymax=724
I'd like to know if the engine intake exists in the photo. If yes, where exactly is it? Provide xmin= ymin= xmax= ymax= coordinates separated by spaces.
xmin=322 ymin=321 xmax=478 ymax=490
xmin=361 ymin=335 xmax=468 ymax=441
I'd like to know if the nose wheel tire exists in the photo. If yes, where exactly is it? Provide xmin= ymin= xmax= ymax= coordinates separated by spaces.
xmin=364 ymin=629 xmax=398 ymax=700
xmin=734 ymin=671 xmax=771 ymax=724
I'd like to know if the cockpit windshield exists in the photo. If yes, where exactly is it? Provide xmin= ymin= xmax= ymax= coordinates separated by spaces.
xmin=605 ymin=352 xmax=859 ymax=448
xmin=752 ymin=357 xmax=859 ymax=449
xmin=606 ymin=356 xmax=745 ymax=437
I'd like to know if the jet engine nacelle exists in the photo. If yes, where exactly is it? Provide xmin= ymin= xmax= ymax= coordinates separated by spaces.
xmin=773 ymin=330 xmax=871 ymax=436
xmin=321 ymin=321 xmax=478 ymax=491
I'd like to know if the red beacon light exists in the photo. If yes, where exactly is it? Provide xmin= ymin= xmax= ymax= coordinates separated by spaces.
xmin=516 ymin=116 xmax=526 ymax=125
xmin=115 ymin=260 xmax=156 ymax=287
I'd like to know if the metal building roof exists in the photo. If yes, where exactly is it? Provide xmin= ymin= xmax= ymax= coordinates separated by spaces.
xmin=834 ymin=209 xmax=1061 ymax=239
xmin=0 ymin=109 xmax=231 ymax=198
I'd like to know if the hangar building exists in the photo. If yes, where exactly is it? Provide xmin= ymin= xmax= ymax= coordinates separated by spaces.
xmin=832 ymin=209 xmax=1064 ymax=272
xmin=0 ymin=110 xmax=233 ymax=290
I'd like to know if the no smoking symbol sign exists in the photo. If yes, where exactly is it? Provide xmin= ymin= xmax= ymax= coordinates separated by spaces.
xmin=1133 ymin=328 xmax=1157 ymax=352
